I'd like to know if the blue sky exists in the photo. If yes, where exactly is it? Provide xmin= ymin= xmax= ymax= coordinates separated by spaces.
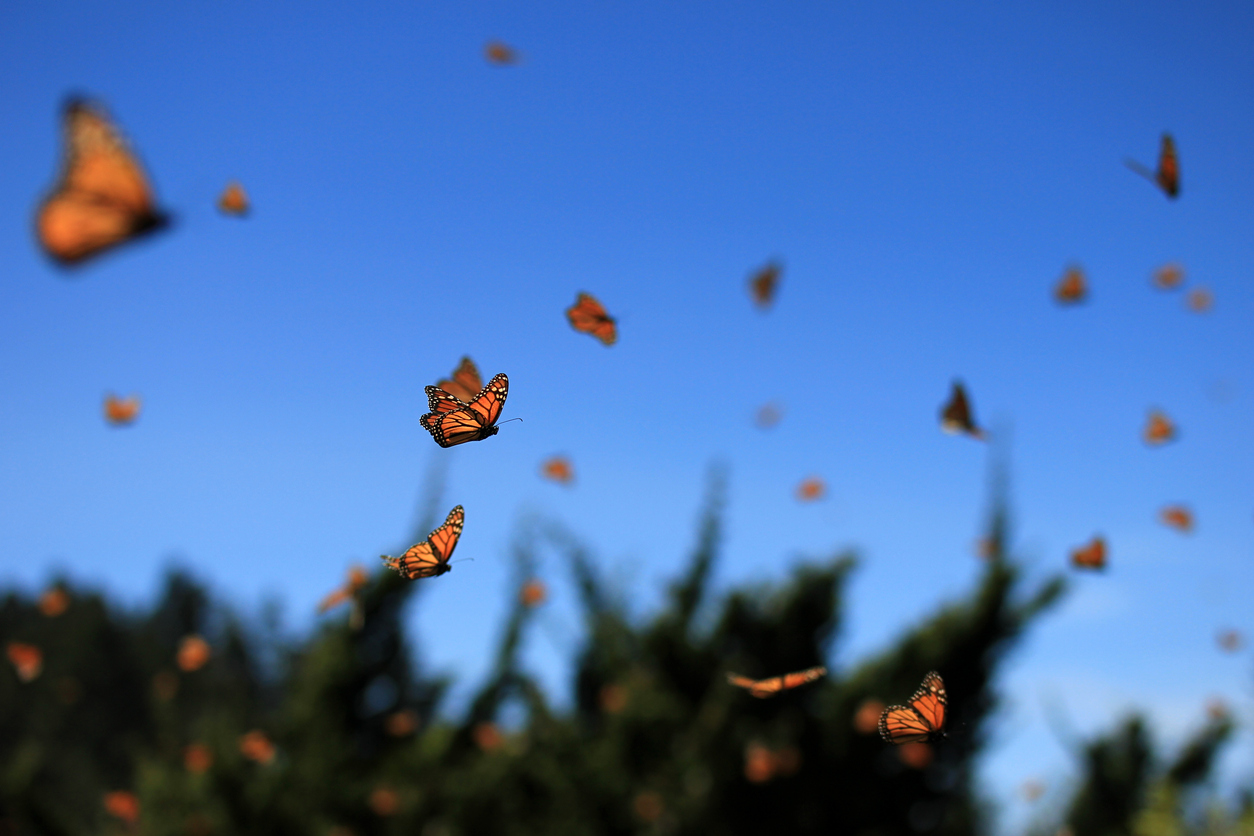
xmin=2 ymin=1 xmax=1252 ymax=831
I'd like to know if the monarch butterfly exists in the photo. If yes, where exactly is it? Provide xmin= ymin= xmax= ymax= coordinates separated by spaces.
xmin=940 ymin=381 xmax=986 ymax=440
xmin=1158 ymin=505 xmax=1193 ymax=533
xmin=1143 ymin=409 xmax=1176 ymax=446
xmin=1152 ymin=262 xmax=1185 ymax=290
xmin=748 ymin=260 xmax=781 ymax=309
xmin=1216 ymin=630 xmax=1243 ymax=653
xmin=1054 ymin=265 xmax=1087 ymax=304
xmin=1187 ymin=287 xmax=1213 ymax=313
xmin=381 ymin=505 xmax=465 ymax=580
xmin=541 ymin=456 xmax=574 ymax=484
xmin=1125 ymin=133 xmax=1179 ymax=199
xmin=435 ymin=356 xmax=483 ymax=403
xmin=176 ymin=634 xmax=211 ymax=672
xmin=1070 ymin=535 xmax=1106 ymax=570
xmin=238 ymin=729 xmax=276 ymax=764
xmin=726 ymin=665 xmax=827 ymax=698
xmin=520 ymin=578 xmax=547 ymax=608
xmin=36 ymin=98 xmax=169 ymax=265
xmin=419 ymin=373 xmax=508 ymax=447
xmin=796 ymin=477 xmax=825 ymax=502
xmin=38 ymin=586 xmax=70 ymax=617
xmin=484 ymin=40 xmax=520 ymax=65
xmin=317 ymin=565 xmax=368 ymax=613
xmin=103 ymin=791 xmax=140 ymax=826
xmin=755 ymin=401 xmax=783 ymax=428
xmin=217 ymin=181 xmax=249 ymax=216
xmin=566 ymin=293 xmax=617 ymax=345
xmin=878 ymin=671 xmax=947 ymax=744
xmin=6 ymin=642 xmax=43 ymax=683
xmin=103 ymin=393 xmax=141 ymax=425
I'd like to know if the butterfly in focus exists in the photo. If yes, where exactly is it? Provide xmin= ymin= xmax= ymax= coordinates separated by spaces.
xmin=940 ymin=381 xmax=986 ymax=440
xmin=1152 ymin=262 xmax=1185 ymax=290
xmin=1070 ymin=535 xmax=1106 ymax=570
xmin=35 ymin=98 xmax=169 ymax=265
xmin=566 ymin=293 xmax=617 ymax=345
xmin=540 ymin=455 xmax=574 ymax=485
xmin=484 ymin=40 xmax=520 ymax=65
xmin=217 ymin=181 xmax=249 ymax=216
xmin=1054 ymin=265 xmax=1087 ymax=304
xmin=103 ymin=393 xmax=141 ymax=425
xmin=420 ymin=373 xmax=509 ymax=447
xmin=1158 ymin=505 xmax=1193 ymax=533
xmin=748 ymin=260 xmax=781 ymax=309
xmin=382 ymin=505 xmax=465 ymax=580
xmin=435 ymin=356 xmax=483 ymax=403
xmin=1125 ymin=133 xmax=1179 ymax=199
xmin=879 ymin=671 xmax=947 ymax=744
xmin=1187 ymin=287 xmax=1213 ymax=313
xmin=727 ymin=666 xmax=827 ymax=698
xmin=796 ymin=477 xmax=825 ymax=502
xmin=1143 ymin=409 xmax=1176 ymax=446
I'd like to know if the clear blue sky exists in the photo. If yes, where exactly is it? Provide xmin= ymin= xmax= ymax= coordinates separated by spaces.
xmin=2 ymin=1 xmax=1252 ymax=830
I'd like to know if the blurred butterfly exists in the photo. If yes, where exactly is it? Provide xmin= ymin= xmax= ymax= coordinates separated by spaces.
xmin=317 ymin=565 xmax=369 ymax=630
xmin=217 ymin=181 xmax=249 ymax=216
xmin=520 ymin=578 xmax=547 ymax=608
xmin=239 ymin=729 xmax=276 ymax=764
xmin=1187 ymin=287 xmax=1213 ymax=313
xmin=1158 ymin=505 xmax=1193 ymax=533
xmin=1054 ymin=265 xmax=1087 ymax=304
xmin=566 ymin=293 xmax=617 ymax=345
xmin=103 ymin=393 xmax=141 ymax=425
xmin=382 ymin=505 xmax=464 ymax=580
xmin=1153 ymin=262 xmax=1185 ymax=290
xmin=1125 ymin=133 xmax=1179 ymax=198
xmin=420 ymin=373 xmax=508 ymax=447
xmin=484 ymin=40 xmax=519 ymax=65
xmin=36 ymin=98 xmax=169 ymax=265
xmin=1070 ymin=535 xmax=1106 ymax=570
xmin=540 ymin=455 xmax=574 ymax=485
xmin=754 ymin=401 xmax=783 ymax=428
xmin=879 ymin=671 xmax=947 ymax=744
xmin=1216 ymin=629 xmax=1243 ymax=653
xmin=796 ymin=477 xmax=825 ymax=502
xmin=435 ymin=356 xmax=483 ymax=403
xmin=727 ymin=665 xmax=827 ymax=698
xmin=1143 ymin=409 xmax=1176 ymax=446
xmin=940 ymin=381 xmax=986 ymax=440
xmin=6 ymin=642 xmax=43 ymax=683
xmin=39 ymin=586 xmax=70 ymax=617
xmin=748 ymin=260 xmax=781 ymax=309
xmin=103 ymin=791 xmax=140 ymax=826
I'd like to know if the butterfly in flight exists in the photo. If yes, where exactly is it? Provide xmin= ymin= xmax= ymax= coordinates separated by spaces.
xmin=540 ymin=455 xmax=574 ymax=485
xmin=940 ymin=381 xmax=986 ymax=440
xmin=6 ymin=642 xmax=44 ymax=683
xmin=1152 ymin=262 xmax=1185 ymax=290
xmin=1158 ymin=505 xmax=1193 ymax=533
xmin=567 ymin=293 xmax=617 ymax=345
xmin=879 ymin=671 xmax=947 ymax=744
xmin=1054 ymin=265 xmax=1087 ymax=304
xmin=1143 ymin=409 xmax=1176 ymax=446
xmin=1070 ymin=535 xmax=1107 ymax=570
xmin=754 ymin=401 xmax=783 ymax=428
xmin=484 ymin=40 xmax=520 ymax=65
xmin=382 ymin=505 xmax=465 ymax=580
xmin=796 ymin=477 xmax=825 ymax=502
xmin=1125 ymin=133 xmax=1179 ymax=199
xmin=103 ymin=393 xmax=141 ymax=425
xmin=1187 ymin=287 xmax=1213 ymax=313
xmin=36 ymin=98 xmax=169 ymax=265
xmin=435 ymin=356 xmax=483 ymax=403
xmin=217 ymin=181 xmax=249 ymax=216
xmin=748 ymin=260 xmax=782 ymax=309
xmin=420 ymin=373 xmax=509 ymax=447
xmin=727 ymin=665 xmax=827 ymax=698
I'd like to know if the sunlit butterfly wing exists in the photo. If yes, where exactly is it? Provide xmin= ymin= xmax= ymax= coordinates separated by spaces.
xmin=1070 ymin=535 xmax=1106 ymax=570
xmin=1158 ymin=505 xmax=1193 ymax=532
xmin=103 ymin=393 xmax=141 ymax=425
xmin=1054 ymin=265 xmax=1087 ymax=304
xmin=436 ymin=356 xmax=483 ymax=402
xmin=382 ymin=505 xmax=464 ymax=579
xmin=217 ymin=181 xmax=249 ymax=216
xmin=567 ymin=293 xmax=617 ymax=345
xmin=1143 ymin=410 xmax=1176 ymax=446
xmin=36 ymin=98 xmax=169 ymax=265
xmin=426 ymin=384 xmax=470 ymax=415
xmin=940 ymin=381 xmax=986 ymax=440
xmin=879 ymin=671 xmax=946 ymax=744
xmin=420 ymin=374 xmax=508 ymax=447
xmin=541 ymin=456 xmax=574 ymax=484
xmin=727 ymin=666 xmax=826 ymax=698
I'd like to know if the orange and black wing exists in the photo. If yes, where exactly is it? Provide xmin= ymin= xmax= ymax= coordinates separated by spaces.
xmin=426 ymin=384 xmax=469 ymax=415
xmin=879 ymin=671 xmax=947 ymax=744
xmin=567 ymin=293 xmax=617 ymax=345
xmin=36 ymin=99 xmax=169 ymax=265
xmin=749 ymin=261 xmax=781 ymax=308
xmin=940 ymin=382 xmax=985 ymax=439
xmin=437 ymin=356 xmax=482 ymax=402
xmin=382 ymin=505 xmax=464 ymax=579
xmin=420 ymin=375 xmax=507 ymax=447
xmin=1157 ymin=133 xmax=1179 ymax=198
xmin=727 ymin=666 xmax=826 ymax=698
xmin=465 ymin=373 xmax=508 ymax=426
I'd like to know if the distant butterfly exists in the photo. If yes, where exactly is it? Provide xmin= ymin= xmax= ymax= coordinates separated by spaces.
xmin=879 ymin=671 xmax=947 ymax=744
xmin=317 ymin=564 xmax=368 ymax=619
xmin=727 ymin=665 xmax=827 ymax=698
xmin=566 ymin=293 xmax=617 ymax=345
xmin=540 ymin=456 xmax=574 ymax=485
xmin=103 ymin=393 xmax=141 ymax=425
xmin=754 ymin=401 xmax=783 ymax=428
xmin=36 ymin=98 xmax=169 ymax=265
xmin=1054 ymin=265 xmax=1087 ymax=304
xmin=103 ymin=791 xmax=140 ymax=826
xmin=1070 ymin=535 xmax=1107 ymax=570
xmin=420 ymin=373 xmax=509 ymax=447
xmin=1152 ymin=262 xmax=1185 ymax=290
xmin=1158 ymin=505 xmax=1193 ymax=533
xmin=1143 ymin=410 xmax=1176 ymax=446
xmin=1216 ymin=629 xmax=1243 ymax=653
xmin=1187 ymin=287 xmax=1213 ymax=313
xmin=940 ymin=381 xmax=986 ymax=440
xmin=484 ymin=40 xmax=520 ymax=65
xmin=796 ymin=477 xmax=825 ymax=502
xmin=748 ymin=260 xmax=781 ymax=309
xmin=6 ymin=642 xmax=43 ymax=683
xmin=217 ymin=181 xmax=249 ymax=216
xmin=1125 ymin=133 xmax=1179 ymax=199
xmin=435 ymin=356 xmax=483 ymax=403
xmin=38 ymin=586 xmax=70 ymax=617
xmin=382 ymin=505 xmax=464 ymax=580
xmin=520 ymin=578 xmax=547 ymax=608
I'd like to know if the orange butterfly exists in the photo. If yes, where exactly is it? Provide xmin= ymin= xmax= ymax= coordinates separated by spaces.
xmin=39 ymin=586 xmax=70 ymax=617
xmin=317 ymin=565 xmax=368 ymax=614
xmin=1054 ymin=265 xmax=1087 ymax=304
xmin=1126 ymin=133 xmax=1179 ymax=198
xmin=239 ymin=730 xmax=276 ymax=764
xmin=727 ymin=665 xmax=826 ymax=698
xmin=176 ymin=634 xmax=211 ymax=672
xmin=1070 ymin=535 xmax=1106 ymax=570
xmin=484 ymin=41 xmax=520 ymax=65
xmin=566 ymin=293 xmax=617 ymax=345
xmin=1216 ymin=629 xmax=1243 ymax=653
xmin=1158 ymin=505 xmax=1193 ymax=533
xmin=1143 ymin=409 xmax=1176 ymax=446
xmin=520 ymin=578 xmax=547 ymax=608
xmin=754 ymin=401 xmax=783 ymax=428
xmin=6 ymin=642 xmax=43 ymax=683
xmin=217 ymin=181 xmax=249 ymax=216
xmin=435 ymin=356 xmax=483 ymax=403
xmin=879 ymin=671 xmax=947 ymax=744
xmin=748 ymin=261 xmax=781 ymax=309
xmin=1187 ymin=287 xmax=1213 ymax=313
xmin=796 ymin=477 xmax=825 ymax=502
xmin=420 ymin=373 xmax=508 ymax=447
xmin=541 ymin=456 xmax=574 ymax=484
xmin=382 ymin=505 xmax=464 ymax=580
xmin=103 ymin=393 xmax=141 ymax=425
xmin=36 ymin=98 xmax=169 ymax=265
xmin=103 ymin=791 xmax=140 ymax=826
xmin=940 ymin=381 xmax=986 ymax=440
xmin=1152 ymin=262 xmax=1185 ymax=290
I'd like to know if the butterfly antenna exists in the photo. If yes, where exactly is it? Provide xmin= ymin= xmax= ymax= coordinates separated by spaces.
xmin=498 ymin=417 xmax=524 ymax=426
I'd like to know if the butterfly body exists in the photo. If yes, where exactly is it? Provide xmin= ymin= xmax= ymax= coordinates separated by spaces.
xmin=420 ymin=373 xmax=508 ymax=447
xmin=382 ymin=505 xmax=464 ymax=580
xmin=879 ymin=671 xmax=947 ymax=744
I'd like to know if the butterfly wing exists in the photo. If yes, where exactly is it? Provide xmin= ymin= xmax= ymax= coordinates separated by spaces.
xmin=780 ymin=666 xmax=827 ymax=690
xmin=879 ymin=671 xmax=946 ymax=744
xmin=941 ymin=382 xmax=985 ymax=439
xmin=727 ymin=673 xmax=778 ymax=698
xmin=437 ymin=356 xmax=482 ymax=402
xmin=383 ymin=505 xmax=464 ymax=579
xmin=908 ymin=672 xmax=947 ymax=731
xmin=465 ymin=373 xmax=508 ymax=426
xmin=749 ymin=262 xmax=780 ymax=308
xmin=426 ymin=384 xmax=469 ymax=415
xmin=36 ymin=99 xmax=168 ymax=264
xmin=567 ymin=293 xmax=617 ymax=345
xmin=217 ymin=181 xmax=249 ymax=216
xmin=1157 ymin=133 xmax=1179 ymax=198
